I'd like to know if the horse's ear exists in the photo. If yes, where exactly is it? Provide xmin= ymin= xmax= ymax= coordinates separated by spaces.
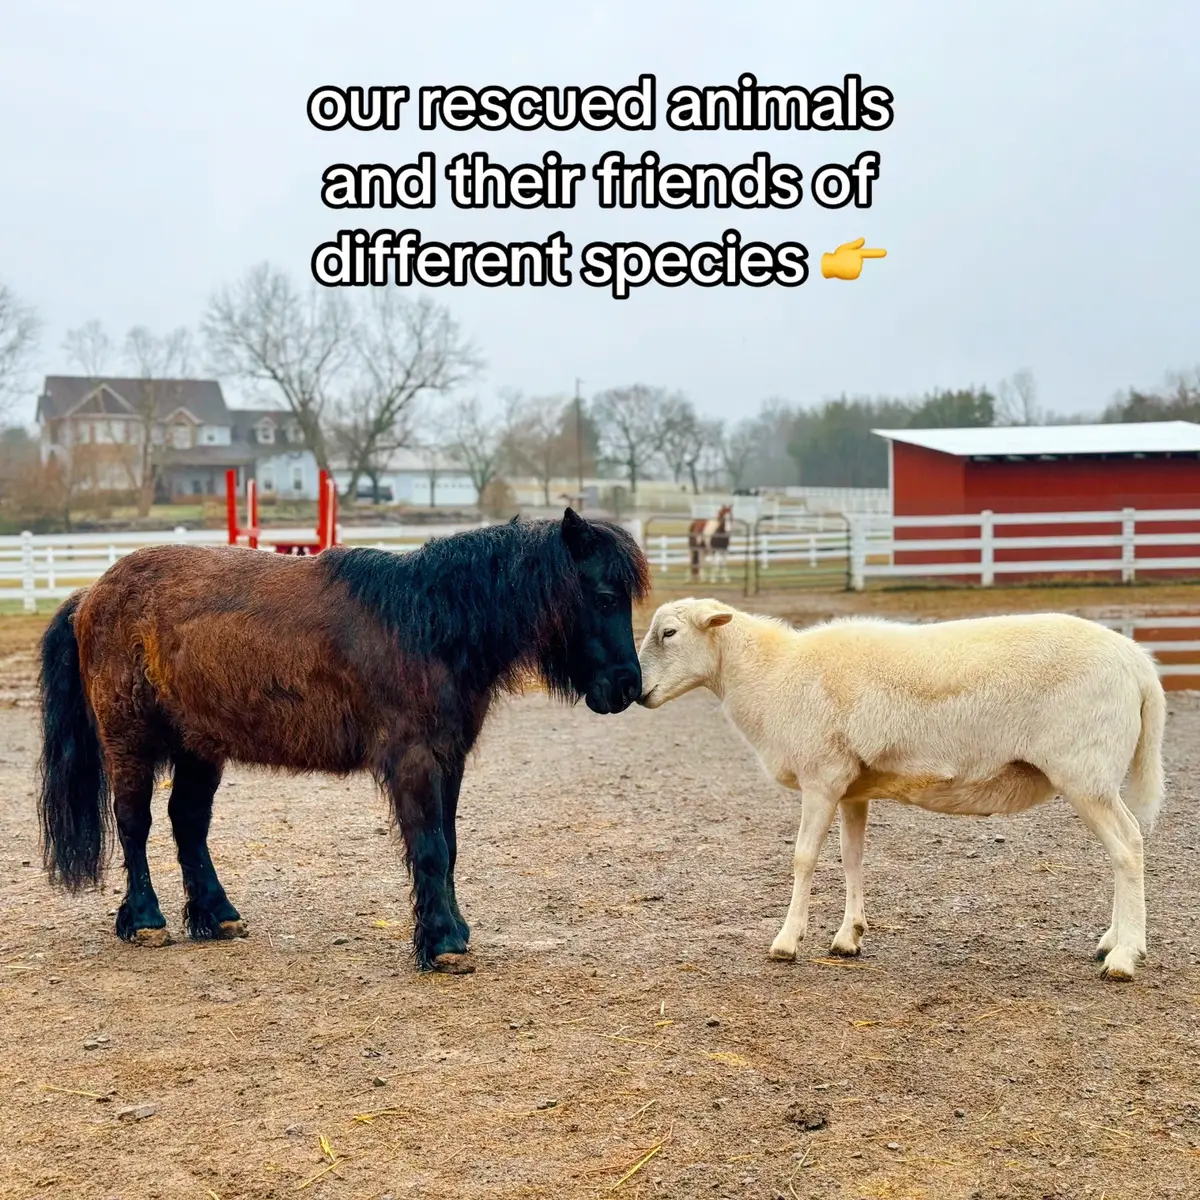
xmin=509 ymin=513 xmax=521 ymax=524
xmin=561 ymin=506 xmax=595 ymax=559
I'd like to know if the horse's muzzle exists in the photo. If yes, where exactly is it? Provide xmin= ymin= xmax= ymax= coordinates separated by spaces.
xmin=587 ymin=665 xmax=642 ymax=714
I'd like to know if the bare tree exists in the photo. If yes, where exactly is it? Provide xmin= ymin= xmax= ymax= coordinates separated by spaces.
xmin=657 ymin=398 xmax=724 ymax=494
xmin=438 ymin=394 xmax=512 ymax=503
xmin=685 ymin=418 xmax=725 ymax=494
xmin=996 ymin=368 xmax=1041 ymax=425
xmin=657 ymin=394 xmax=699 ymax=486
xmin=503 ymin=392 xmax=572 ymax=505
xmin=591 ymin=384 xmax=674 ymax=500
xmin=721 ymin=419 xmax=757 ymax=490
xmin=0 ymin=279 xmax=41 ymax=413
xmin=124 ymin=325 xmax=194 ymax=516
xmin=62 ymin=320 xmax=113 ymax=378
xmin=333 ymin=291 xmax=482 ymax=501
xmin=202 ymin=263 xmax=353 ymax=473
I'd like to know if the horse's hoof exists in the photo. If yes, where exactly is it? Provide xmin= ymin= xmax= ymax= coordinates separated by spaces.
xmin=432 ymin=951 xmax=476 ymax=974
xmin=828 ymin=940 xmax=861 ymax=958
xmin=217 ymin=920 xmax=249 ymax=939
xmin=768 ymin=944 xmax=796 ymax=962
xmin=133 ymin=927 xmax=173 ymax=948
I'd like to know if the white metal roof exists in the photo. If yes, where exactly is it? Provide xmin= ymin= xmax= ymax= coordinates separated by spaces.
xmin=871 ymin=421 xmax=1200 ymax=458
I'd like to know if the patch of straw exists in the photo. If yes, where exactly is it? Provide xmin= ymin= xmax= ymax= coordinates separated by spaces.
xmin=608 ymin=1133 xmax=670 ymax=1191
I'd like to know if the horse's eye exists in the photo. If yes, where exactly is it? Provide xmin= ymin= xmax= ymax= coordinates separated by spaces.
xmin=597 ymin=593 xmax=617 ymax=613
xmin=662 ymin=628 xmax=676 ymax=640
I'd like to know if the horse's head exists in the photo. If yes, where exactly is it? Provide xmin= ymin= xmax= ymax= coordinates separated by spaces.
xmin=560 ymin=508 xmax=649 ymax=714
xmin=717 ymin=504 xmax=733 ymax=527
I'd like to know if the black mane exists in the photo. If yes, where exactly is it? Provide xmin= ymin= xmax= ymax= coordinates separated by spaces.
xmin=323 ymin=517 xmax=649 ymax=700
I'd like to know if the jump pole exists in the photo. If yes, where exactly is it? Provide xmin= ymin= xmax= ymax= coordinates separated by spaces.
xmin=225 ymin=468 xmax=238 ymax=545
xmin=246 ymin=476 xmax=259 ymax=550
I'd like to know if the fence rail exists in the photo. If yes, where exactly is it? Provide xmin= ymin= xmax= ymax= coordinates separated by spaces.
xmin=0 ymin=524 xmax=489 ymax=610
xmin=848 ymin=507 xmax=1200 ymax=590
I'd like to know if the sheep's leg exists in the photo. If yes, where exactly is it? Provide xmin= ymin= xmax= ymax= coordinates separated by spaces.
xmin=1065 ymin=791 xmax=1146 ymax=980
xmin=1095 ymin=894 xmax=1120 ymax=960
xmin=769 ymin=790 xmax=839 ymax=961
xmin=830 ymin=799 xmax=869 ymax=956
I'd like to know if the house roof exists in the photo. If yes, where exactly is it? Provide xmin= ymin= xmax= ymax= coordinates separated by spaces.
xmin=228 ymin=407 xmax=302 ymax=443
xmin=871 ymin=421 xmax=1200 ymax=458
xmin=38 ymin=376 xmax=230 ymax=425
xmin=163 ymin=445 xmax=259 ymax=468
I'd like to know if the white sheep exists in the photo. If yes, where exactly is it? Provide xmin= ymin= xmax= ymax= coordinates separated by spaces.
xmin=637 ymin=599 xmax=1166 ymax=981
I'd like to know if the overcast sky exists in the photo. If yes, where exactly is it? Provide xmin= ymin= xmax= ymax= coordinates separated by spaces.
xmin=2 ymin=1 xmax=1197 ymax=424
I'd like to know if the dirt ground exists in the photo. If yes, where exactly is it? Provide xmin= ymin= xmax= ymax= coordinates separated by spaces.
xmin=2 ymin=585 xmax=1200 ymax=1199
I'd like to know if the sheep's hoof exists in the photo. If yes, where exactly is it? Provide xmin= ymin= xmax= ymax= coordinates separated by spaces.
xmin=768 ymin=942 xmax=797 ymax=962
xmin=828 ymin=938 xmax=861 ymax=958
xmin=1094 ymin=927 xmax=1119 ymax=960
xmin=1099 ymin=946 xmax=1140 ymax=981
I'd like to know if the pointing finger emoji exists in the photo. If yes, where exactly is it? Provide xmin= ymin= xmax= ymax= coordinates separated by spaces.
xmin=821 ymin=237 xmax=887 ymax=281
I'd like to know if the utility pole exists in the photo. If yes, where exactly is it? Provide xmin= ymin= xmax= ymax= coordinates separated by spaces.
xmin=574 ymin=377 xmax=584 ymax=510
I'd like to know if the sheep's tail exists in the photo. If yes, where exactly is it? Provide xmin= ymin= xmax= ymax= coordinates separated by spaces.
xmin=1126 ymin=659 xmax=1166 ymax=834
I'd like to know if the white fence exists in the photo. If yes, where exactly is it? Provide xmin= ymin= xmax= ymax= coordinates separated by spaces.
xmin=0 ymin=524 xmax=488 ymax=611
xmin=781 ymin=485 xmax=891 ymax=515
xmin=848 ymin=507 xmax=1200 ymax=590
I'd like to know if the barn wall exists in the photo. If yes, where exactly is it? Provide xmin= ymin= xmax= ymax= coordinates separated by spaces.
xmin=890 ymin=442 xmax=975 ymax=571
xmin=891 ymin=449 xmax=1200 ymax=581
xmin=891 ymin=443 xmax=966 ymax=514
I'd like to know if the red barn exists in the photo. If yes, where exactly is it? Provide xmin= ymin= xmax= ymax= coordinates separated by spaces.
xmin=871 ymin=421 xmax=1200 ymax=581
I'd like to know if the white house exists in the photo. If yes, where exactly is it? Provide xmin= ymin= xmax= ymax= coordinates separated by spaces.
xmin=332 ymin=447 xmax=478 ymax=507
xmin=36 ymin=376 xmax=479 ymax=509
xmin=36 ymin=376 xmax=321 ymax=500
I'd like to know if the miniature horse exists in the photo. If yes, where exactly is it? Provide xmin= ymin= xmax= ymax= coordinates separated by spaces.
xmin=37 ymin=509 xmax=650 ymax=974
xmin=688 ymin=504 xmax=733 ymax=583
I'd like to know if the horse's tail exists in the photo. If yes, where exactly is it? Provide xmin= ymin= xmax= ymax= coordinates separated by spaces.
xmin=1126 ymin=658 xmax=1166 ymax=834
xmin=37 ymin=591 xmax=110 ymax=891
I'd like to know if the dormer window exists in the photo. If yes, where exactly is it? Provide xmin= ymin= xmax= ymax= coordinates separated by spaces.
xmin=256 ymin=420 xmax=275 ymax=445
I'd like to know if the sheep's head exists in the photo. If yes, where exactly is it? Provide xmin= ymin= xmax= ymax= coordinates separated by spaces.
xmin=637 ymin=598 xmax=734 ymax=708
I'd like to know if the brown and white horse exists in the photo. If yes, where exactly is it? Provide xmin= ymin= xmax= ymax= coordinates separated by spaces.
xmin=687 ymin=504 xmax=734 ymax=583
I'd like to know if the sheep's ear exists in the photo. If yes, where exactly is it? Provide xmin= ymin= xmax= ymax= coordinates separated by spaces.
xmin=689 ymin=599 xmax=735 ymax=629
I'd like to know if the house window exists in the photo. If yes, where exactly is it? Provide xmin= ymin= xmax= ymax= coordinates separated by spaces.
xmin=291 ymin=465 xmax=304 ymax=492
xmin=260 ymin=466 xmax=275 ymax=493
xmin=256 ymin=421 xmax=275 ymax=445
xmin=202 ymin=428 xmax=217 ymax=444
xmin=172 ymin=423 xmax=191 ymax=449
xmin=192 ymin=479 xmax=203 ymax=495
xmin=287 ymin=423 xmax=303 ymax=445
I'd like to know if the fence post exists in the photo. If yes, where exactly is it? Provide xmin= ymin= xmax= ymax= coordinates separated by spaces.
xmin=849 ymin=518 xmax=866 ymax=591
xmin=759 ymin=532 xmax=770 ymax=574
xmin=1121 ymin=507 xmax=1136 ymax=583
xmin=808 ymin=533 xmax=817 ymax=568
xmin=108 ymin=544 xmax=117 ymax=566
xmin=174 ymin=525 xmax=187 ymax=543
xmin=46 ymin=546 xmax=55 ymax=592
xmin=21 ymin=531 xmax=35 ymax=613
xmin=657 ymin=534 xmax=668 ymax=573
xmin=980 ymin=509 xmax=995 ymax=587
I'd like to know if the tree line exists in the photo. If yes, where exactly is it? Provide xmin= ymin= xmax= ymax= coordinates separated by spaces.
xmin=1 ymin=269 xmax=1197 ymax=511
